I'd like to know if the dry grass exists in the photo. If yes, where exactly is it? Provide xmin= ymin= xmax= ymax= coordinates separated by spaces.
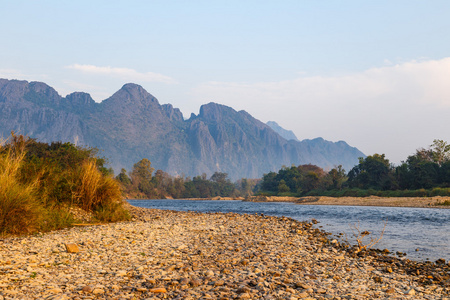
xmin=71 ymin=160 xmax=129 ymax=222
xmin=0 ymin=145 xmax=43 ymax=235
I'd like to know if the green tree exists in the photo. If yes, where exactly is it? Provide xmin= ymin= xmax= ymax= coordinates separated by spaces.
xmin=348 ymin=154 xmax=394 ymax=190
xmin=327 ymin=165 xmax=347 ymax=190
xmin=131 ymin=158 xmax=155 ymax=195
xmin=261 ymin=171 xmax=278 ymax=192
xmin=116 ymin=168 xmax=131 ymax=185
xmin=278 ymin=179 xmax=290 ymax=193
xmin=430 ymin=139 xmax=450 ymax=166
xmin=210 ymin=172 xmax=228 ymax=183
xmin=399 ymin=153 xmax=439 ymax=189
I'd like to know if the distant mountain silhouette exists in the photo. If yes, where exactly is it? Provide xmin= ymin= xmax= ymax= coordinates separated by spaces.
xmin=0 ymin=79 xmax=365 ymax=179
xmin=266 ymin=121 xmax=299 ymax=141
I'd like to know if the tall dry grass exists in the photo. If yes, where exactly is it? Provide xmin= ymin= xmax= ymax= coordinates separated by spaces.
xmin=71 ymin=160 xmax=129 ymax=222
xmin=0 ymin=144 xmax=43 ymax=235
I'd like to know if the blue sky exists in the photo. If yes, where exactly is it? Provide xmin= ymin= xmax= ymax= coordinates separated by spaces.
xmin=1 ymin=1 xmax=450 ymax=165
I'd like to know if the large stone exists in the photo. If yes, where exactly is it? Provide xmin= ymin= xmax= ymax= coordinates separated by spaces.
xmin=47 ymin=288 xmax=63 ymax=294
xmin=150 ymin=287 xmax=167 ymax=293
xmin=81 ymin=285 xmax=93 ymax=293
xmin=64 ymin=244 xmax=79 ymax=253
xmin=385 ymin=287 xmax=396 ymax=294
xmin=405 ymin=288 xmax=416 ymax=296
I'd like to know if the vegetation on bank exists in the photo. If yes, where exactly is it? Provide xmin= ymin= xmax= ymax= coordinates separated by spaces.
xmin=259 ymin=139 xmax=450 ymax=197
xmin=3 ymin=134 xmax=449 ymax=235
xmin=116 ymin=158 xmax=259 ymax=199
xmin=115 ymin=139 xmax=450 ymax=200
xmin=0 ymin=133 xmax=129 ymax=236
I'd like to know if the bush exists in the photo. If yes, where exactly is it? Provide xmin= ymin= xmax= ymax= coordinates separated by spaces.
xmin=40 ymin=205 xmax=76 ymax=232
xmin=94 ymin=200 xmax=130 ymax=222
xmin=342 ymin=189 xmax=364 ymax=197
xmin=414 ymin=188 xmax=428 ymax=197
xmin=430 ymin=187 xmax=450 ymax=197
xmin=0 ymin=134 xmax=130 ymax=236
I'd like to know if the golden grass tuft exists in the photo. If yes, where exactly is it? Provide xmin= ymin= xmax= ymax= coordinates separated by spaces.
xmin=0 ymin=145 xmax=43 ymax=236
xmin=72 ymin=160 xmax=129 ymax=222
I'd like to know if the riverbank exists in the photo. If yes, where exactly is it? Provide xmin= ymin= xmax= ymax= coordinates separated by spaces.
xmin=246 ymin=195 xmax=450 ymax=208
xmin=0 ymin=205 xmax=449 ymax=299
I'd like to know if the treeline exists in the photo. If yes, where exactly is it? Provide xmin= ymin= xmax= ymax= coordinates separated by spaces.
xmin=115 ymin=159 xmax=259 ymax=199
xmin=0 ymin=134 xmax=129 ymax=236
xmin=4 ymin=133 xmax=448 ymax=236
xmin=260 ymin=140 xmax=450 ymax=197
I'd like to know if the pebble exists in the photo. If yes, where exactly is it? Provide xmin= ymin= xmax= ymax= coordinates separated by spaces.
xmin=0 ymin=205 xmax=448 ymax=300
xmin=92 ymin=288 xmax=104 ymax=294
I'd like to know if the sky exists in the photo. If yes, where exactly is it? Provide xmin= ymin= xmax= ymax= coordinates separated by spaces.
xmin=1 ymin=0 xmax=450 ymax=165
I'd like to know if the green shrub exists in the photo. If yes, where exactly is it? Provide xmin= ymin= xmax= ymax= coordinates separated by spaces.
xmin=430 ymin=187 xmax=450 ymax=197
xmin=342 ymin=189 xmax=362 ymax=197
xmin=40 ymin=205 xmax=75 ymax=232
xmin=367 ymin=189 xmax=377 ymax=196
xmin=414 ymin=188 xmax=428 ymax=197
xmin=94 ymin=200 xmax=130 ymax=222
xmin=1 ymin=134 xmax=130 ymax=235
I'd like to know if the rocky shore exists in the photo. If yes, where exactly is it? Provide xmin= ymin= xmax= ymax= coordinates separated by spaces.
xmin=1 ymin=205 xmax=449 ymax=299
xmin=246 ymin=196 xmax=450 ymax=209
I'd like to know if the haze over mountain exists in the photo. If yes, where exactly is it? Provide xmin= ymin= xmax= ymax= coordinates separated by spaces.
xmin=266 ymin=121 xmax=300 ymax=142
xmin=0 ymin=79 xmax=365 ymax=179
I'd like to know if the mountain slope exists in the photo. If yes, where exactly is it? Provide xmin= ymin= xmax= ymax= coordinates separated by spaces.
xmin=266 ymin=121 xmax=299 ymax=141
xmin=0 ymin=79 xmax=365 ymax=179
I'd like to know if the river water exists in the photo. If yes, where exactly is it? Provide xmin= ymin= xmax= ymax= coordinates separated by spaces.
xmin=128 ymin=199 xmax=450 ymax=262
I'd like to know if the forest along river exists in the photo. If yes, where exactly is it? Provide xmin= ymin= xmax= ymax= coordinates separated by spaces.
xmin=128 ymin=199 xmax=450 ymax=262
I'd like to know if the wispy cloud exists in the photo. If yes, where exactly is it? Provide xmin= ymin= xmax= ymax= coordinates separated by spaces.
xmin=193 ymin=57 xmax=450 ymax=109
xmin=190 ymin=57 xmax=450 ymax=163
xmin=66 ymin=64 xmax=176 ymax=84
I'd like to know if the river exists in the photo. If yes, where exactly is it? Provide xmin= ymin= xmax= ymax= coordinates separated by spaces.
xmin=128 ymin=199 xmax=450 ymax=262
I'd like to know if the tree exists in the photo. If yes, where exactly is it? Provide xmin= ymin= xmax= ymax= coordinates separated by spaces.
xmin=327 ymin=165 xmax=347 ymax=190
xmin=116 ymin=168 xmax=131 ymax=185
xmin=131 ymin=158 xmax=155 ymax=195
xmin=400 ymin=153 xmax=439 ymax=189
xmin=278 ymin=179 xmax=290 ymax=193
xmin=430 ymin=139 xmax=450 ymax=166
xmin=210 ymin=172 xmax=228 ymax=183
xmin=261 ymin=171 xmax=278 ymax=192
xmin=348 ymin=154 xmax=394 ymax=190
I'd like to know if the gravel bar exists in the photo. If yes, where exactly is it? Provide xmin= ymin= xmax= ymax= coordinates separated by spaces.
xmin=0 ymin=205 xmax=449 ymax=299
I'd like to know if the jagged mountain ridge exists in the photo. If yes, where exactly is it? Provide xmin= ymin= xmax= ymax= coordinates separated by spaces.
xmin=0 ymin=79 xmax=365 ymax=179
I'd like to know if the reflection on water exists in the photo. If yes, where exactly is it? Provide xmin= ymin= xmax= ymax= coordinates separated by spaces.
xmin=128 ymin=199 xmax=450 ymax=262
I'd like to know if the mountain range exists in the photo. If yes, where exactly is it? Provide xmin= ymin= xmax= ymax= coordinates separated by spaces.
xmin=0 ymin=79 xmax=365 ymax=179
